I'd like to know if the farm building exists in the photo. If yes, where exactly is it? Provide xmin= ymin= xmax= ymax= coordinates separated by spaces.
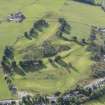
xmin=7 ymin=11 xmax=26 ymax=22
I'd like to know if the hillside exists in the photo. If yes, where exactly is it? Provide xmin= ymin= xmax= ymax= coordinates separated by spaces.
xmin=0 ymin=0 xmax=105 ymax=105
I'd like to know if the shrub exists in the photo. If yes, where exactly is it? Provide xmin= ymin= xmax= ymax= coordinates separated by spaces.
xmin=92 ymin=62 xmax=105 ymax=78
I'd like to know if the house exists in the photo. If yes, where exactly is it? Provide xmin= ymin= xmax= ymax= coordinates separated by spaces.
xmin=47 ymin=96 xmax=57 ymax=104
xmin=11 ymin=85 xmax=17 ymax=95
xmin=98 ymin=27 xmax=105 ymax=35
xmin=84 ymin=77 xmax=105 ymax=91
xmin=7 ymin=11 xmax=26 ymax=22
xmin=0 ymin=100 xmax=18 ymax=105
xmin=91 ymin=26 xmax=105 ymax=35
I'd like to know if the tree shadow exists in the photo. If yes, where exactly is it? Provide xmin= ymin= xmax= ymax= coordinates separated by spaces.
xmin=74 ymin=0 xmax=96 ymax=6
xmin=71 ymin=66 xmax=79 ymax=73
xmin=48 ymin=58 xmax=60 ymax=68
xmin=68 ymin=63 xmax=79 ymax=73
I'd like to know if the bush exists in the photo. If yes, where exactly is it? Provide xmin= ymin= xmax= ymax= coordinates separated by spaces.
xmin=19 ymin=60 xmax=44 ymax=72
xmin=4 ymin=46 xmax=14 ymax=59
xmin=42 ymin=41 xmax=57 ymax=57
xmin=92 ymin=62 xmax=105 ymax=78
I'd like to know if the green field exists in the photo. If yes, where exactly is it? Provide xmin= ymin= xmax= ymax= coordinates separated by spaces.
xmin=0 ymin=0 xmax=105 ymax=104
xmin=14 ymin=44 xmax=92 ymax=94
xmin=0 ymin=70 xmax=13 ymax=99
xmin=0 ymin=0 xmax=65 ymax=57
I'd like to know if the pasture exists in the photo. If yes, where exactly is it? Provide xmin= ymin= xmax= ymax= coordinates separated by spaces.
xmin=0 ymin=0 xmax=105 ymax=104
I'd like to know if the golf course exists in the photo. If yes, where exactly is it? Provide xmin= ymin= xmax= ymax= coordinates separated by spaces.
xmin=0 ymin=0 xmax=105 ymax=105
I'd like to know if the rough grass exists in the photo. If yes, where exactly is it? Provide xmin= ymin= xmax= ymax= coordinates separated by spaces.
xmin=13 ymin=1 xmax=105 ymax=103
xmin=14 ymin=44 xmax=92 ymax=95
xmin=60 ymin=0 xmax=105 ymax=39
xmin=0 ymin=70 xmax=13 ymax=100
xmin=0 ymin=0 xmax=105 ymax=102
xmin=86 ymin=96 xmax=105 ymax=105
xmin=0 ymin=0 xmax=65 ymax=99
xmin=0 ymin=0 xmax=65 ymax=57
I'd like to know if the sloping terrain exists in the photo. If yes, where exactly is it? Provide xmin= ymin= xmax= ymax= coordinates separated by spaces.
xmin=0 ymin=0 xmax=105 ymax=105
xmin=0 ymin=70 xmax=13 ymax=99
